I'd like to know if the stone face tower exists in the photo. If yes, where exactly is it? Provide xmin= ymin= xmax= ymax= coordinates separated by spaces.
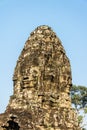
xmin=0 ymin=25 xmax=81 ymax=130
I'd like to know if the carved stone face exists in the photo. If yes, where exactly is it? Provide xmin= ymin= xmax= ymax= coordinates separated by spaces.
xmin=13 ymin=25 xmax=72 ymax=96
xmin=27 ymin=67 xmax=40 ymax=88
xmin=0 ymin=26 xmax=81 ymax=130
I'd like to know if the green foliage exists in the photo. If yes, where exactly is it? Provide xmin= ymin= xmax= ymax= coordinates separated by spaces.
xmin=71 ymin=85 xmax=87 ymax=129
xmin=84 ymin=107 xmax=87 ymax=114
xmin=71 ymin=85 xmax=87 ymax=109
xmin=78 ymin=115 xmax=83 ymax=124
xmin=82 ymin=128 xmax=86 ymax=130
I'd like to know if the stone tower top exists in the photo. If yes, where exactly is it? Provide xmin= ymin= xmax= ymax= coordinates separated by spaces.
xmin=12 ymin=25 xmax=71 ymax=110
xmin=0 ymin=25 xmax=81 ymax=130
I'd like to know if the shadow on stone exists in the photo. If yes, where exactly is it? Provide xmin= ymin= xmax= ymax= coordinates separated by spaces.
xmin=1 ymin=116 xmax=20 ymax=130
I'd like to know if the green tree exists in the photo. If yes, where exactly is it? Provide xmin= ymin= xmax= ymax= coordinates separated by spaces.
xmin=71 ymin=85 xmax=87 ymax=130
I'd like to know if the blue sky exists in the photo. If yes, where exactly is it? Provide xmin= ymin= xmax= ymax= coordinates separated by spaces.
xmin=0 ymin=0 xmax=87 ymax=113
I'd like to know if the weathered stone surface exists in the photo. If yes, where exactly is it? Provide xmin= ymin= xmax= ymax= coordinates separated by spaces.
xmin=0 ymin=25 xmax=81 ymax=130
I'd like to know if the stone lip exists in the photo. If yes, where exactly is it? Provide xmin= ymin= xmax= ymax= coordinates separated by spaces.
xmin=0 ymin=25 xmax=81 ymax=130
